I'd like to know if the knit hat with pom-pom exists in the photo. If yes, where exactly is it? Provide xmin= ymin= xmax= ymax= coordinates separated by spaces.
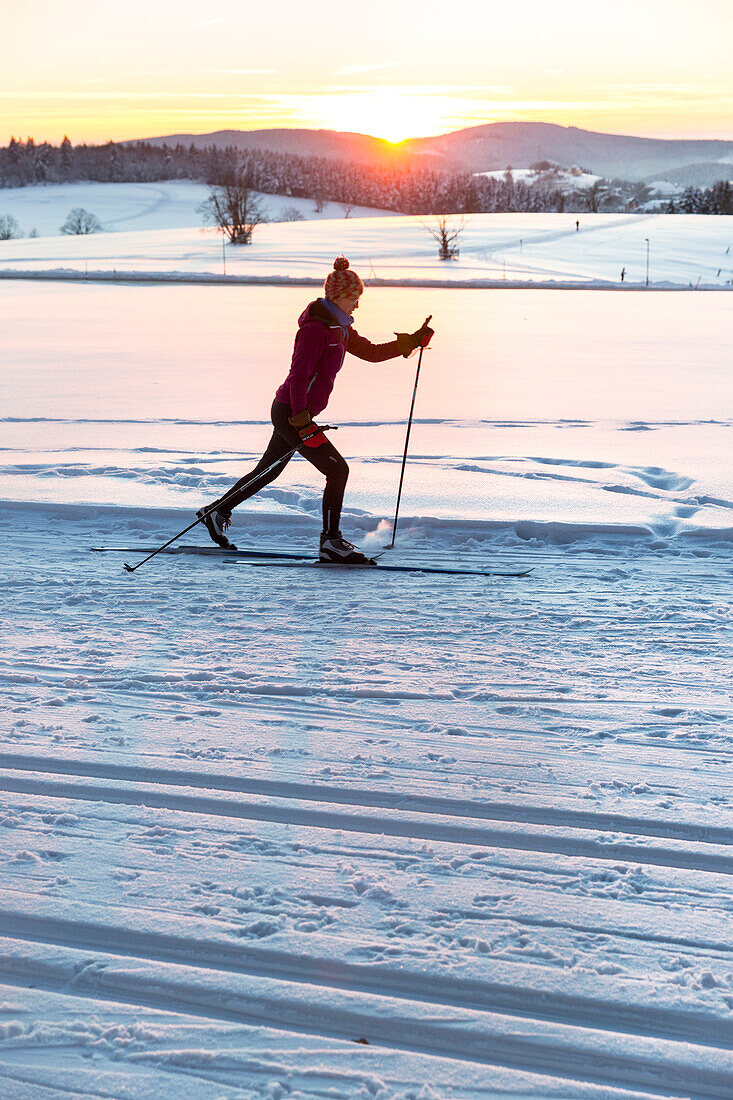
xmin=324 ymin=256 xmax=364 ymax=301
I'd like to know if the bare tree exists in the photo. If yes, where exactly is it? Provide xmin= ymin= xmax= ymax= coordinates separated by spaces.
xmin=280 ymin=205 xmax=305 ymax=222
xmin=0 ymin=214 xmax=21 ymax=239
xmin=631 ymin=182 xmax=652 ymax=209
xmin=341 ymin=201 xmax=354 ymax=219
xmin=199 ymin=171 xmax=268 ymax=244
xmin=60 ymin=208 xmax=102 ymax=235
xmin=584 ymin=180 xmax=608 ymax=214
xmin=423 ymin=215 xmax=466 ymax=260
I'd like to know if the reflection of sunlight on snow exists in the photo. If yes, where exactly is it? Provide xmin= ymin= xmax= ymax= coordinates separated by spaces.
xmin=2 ymin=282 xmax=730 ymax=540
xmin=6 ymin=282 xmax=728 ymax=423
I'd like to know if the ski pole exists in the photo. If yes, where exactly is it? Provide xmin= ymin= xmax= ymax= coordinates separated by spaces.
xmin=386 ymin=345 xmax=426 ymax=549
xmin=123 ymin=424 xmax=338 ymax=574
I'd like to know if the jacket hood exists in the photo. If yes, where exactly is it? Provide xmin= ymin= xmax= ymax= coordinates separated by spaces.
xmin=297 ymin=299 xmax=334 ymax=329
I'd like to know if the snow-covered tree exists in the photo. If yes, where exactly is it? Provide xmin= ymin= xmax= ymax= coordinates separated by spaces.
xmin=199 ymin=171 xmax=268 ymax=244
xmin=679 ymin=186 xmax=704 ymax=213
xmin=584 ymin=180 xmax=607 ymax=213
xmin=60 ymin=135 xmax=73 ymax=179
xmin=0 ymin=214 xmax=21 ymax=239
xmin=424 ymin=215 xmax=466 ymax=260
xmin=707 ymin=181 xmax=732 ymax=215
xmin=60 ymin=208 xmax=102 ymax=234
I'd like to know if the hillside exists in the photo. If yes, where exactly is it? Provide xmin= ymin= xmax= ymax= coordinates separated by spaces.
xmin=133 ymin=127 xmax=396 ymax=164
xmin=136 ymin=121 xmax=733 ymax=184
xmin=404 ymin=122 xmax=733 ymax=182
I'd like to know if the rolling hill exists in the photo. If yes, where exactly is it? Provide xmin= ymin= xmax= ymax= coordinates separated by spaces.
xmin=135 ymin=122 xmax=733 ymax=184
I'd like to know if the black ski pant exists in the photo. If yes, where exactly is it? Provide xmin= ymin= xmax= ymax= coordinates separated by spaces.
xmin=217 ymin=400 xmax=349 ymax=535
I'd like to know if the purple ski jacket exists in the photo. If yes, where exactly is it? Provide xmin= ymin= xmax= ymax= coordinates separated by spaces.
xmin=275 ymin=299 xmax=402 ymax=416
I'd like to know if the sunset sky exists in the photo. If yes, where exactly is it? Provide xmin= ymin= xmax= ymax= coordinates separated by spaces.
xmin=2 ymin=0 xmax=731 ymax=145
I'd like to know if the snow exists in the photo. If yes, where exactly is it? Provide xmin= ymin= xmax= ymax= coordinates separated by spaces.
xmin=3 ymin=282 xmax=731 ymax=540
xmin=1 ymin=191 xmax=732 ymax=1097
xmin=1 ymin=498 xmax=732 ymax=1097
xmin=0 ymin=180 xmax=396 ymax=237
xmin=0 ymin=183 xmax=731 ymax=287
xmin=474 ymin=168 xmax=603 ymax=190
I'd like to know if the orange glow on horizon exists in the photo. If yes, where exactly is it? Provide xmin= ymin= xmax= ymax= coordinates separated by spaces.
xmin=4 ymin=93 xmax=733 ymax=148
xmin=2 ymin=0 xmax=731 ymax=145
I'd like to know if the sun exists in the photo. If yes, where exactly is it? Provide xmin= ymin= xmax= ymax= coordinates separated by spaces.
xmin=312 ymin=89 xmax=459 ymax=144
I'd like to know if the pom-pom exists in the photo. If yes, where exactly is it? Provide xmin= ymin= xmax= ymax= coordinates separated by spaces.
xmin=333 ymin=256 xmax=350 ymax=272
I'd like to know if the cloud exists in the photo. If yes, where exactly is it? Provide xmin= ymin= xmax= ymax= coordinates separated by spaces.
xmin=333 ymin=63 xmax=398 ymax=77
xmin=322 ymin=83 xmax=517 ymax=97
xmin=207 ymin=70 xmax=279 ymax=76
xmin=0 ymin=91 xmax=260 ymax=100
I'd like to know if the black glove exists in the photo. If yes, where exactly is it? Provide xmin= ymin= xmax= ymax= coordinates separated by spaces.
xmin=395 ymin=315 xmax=434 ymax=358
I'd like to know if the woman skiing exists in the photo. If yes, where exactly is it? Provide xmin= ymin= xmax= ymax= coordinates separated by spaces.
xmin=197 ymin=257 xmax=433 ymax=564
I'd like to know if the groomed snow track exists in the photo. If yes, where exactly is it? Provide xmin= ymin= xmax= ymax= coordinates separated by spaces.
xmin=1 ymin=504 xmax=732 ymax=1098
xmin=2 ymin=749 xmax=733 ymax=1098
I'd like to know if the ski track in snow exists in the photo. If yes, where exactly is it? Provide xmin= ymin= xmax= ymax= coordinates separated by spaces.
xmin=0 ymin=504 xmax=732 ymax=1098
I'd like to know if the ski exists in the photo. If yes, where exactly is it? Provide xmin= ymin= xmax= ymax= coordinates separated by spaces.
xmin=91 ymin=545 xmax=317 ymax=561
xmin=92 ymin=546 xmax=534 ymax=576
xmin=225 ymin=559 xmax=534 ymax=578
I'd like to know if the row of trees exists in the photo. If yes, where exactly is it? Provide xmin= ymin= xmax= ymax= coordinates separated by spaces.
xmin=1 ymin=137 xmax=730 ymax=217
xmin=672 ymin=182 xmax=733 ymax=215
xmin=0 ymin=136 xmax=201 ymax=187
xmin=0 ymin=136 xmax=605 ymax=215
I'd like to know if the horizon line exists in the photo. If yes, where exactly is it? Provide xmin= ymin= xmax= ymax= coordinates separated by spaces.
xmin=4 ymin=119 xmax=733 ymax=147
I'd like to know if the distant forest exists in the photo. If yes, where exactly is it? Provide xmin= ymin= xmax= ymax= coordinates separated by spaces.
xmin=0 ymin=136 xmax=730 ymax=215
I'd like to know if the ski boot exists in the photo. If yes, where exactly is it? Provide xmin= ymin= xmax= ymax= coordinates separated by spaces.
xmin=197 ymin=503 xmax=236 ymax=550
xmin=319 ymin=531 xmax=371 ymax=565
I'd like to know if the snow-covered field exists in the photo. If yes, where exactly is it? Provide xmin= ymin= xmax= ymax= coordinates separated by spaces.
xmin=475 ymin=167 xmax=604 ymax=190
xmin=0 ymin=182 xmax=731 ymax=287
xmin=1 ymin=204 xmax=732 ymax=1097
xmin=1 ymin=501 xmax=731 ymax=1099
xmin=0 ymin=180 xmax=395 ymax=237
xmin=3 ymin=283 xmax=731 ymax=538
